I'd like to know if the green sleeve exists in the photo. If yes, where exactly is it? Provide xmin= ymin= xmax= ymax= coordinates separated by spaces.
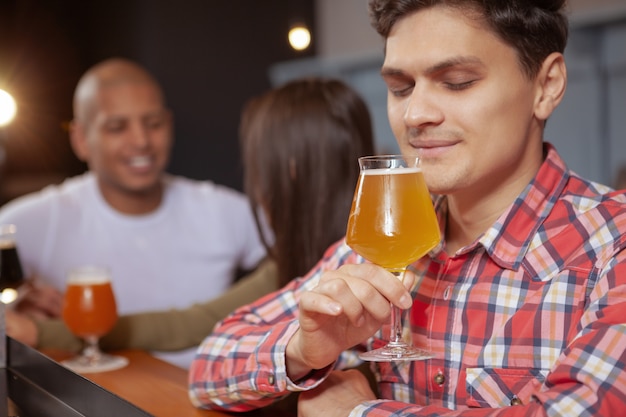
xmin=36 ymin=318 xmax=83 ymax=352
xmin=36 ymin=259 xmax=279 ymax=352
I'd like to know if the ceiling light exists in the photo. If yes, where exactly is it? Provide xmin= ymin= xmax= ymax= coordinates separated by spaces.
xmin=288 ymin=24 xmax=311 ymax=51
xmin=0 ymin=89 xmax=17 ymax=127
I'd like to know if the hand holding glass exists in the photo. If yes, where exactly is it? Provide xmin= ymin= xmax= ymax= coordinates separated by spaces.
xmin=61 ymin=266 xmax=128 ymax=373
xmin=346 ymin=155 xmax=440 ymax=361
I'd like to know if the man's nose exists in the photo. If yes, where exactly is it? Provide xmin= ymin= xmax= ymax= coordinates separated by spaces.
xmin=128 ymin=123 xmax=151 ymax=148
xmin=403 ymin=86 xmax=444 ymax=128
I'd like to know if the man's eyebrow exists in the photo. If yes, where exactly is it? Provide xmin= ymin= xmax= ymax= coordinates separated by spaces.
xmin=381 ymin=55 xmax=484 ymax=78
xmin=380 ymin=67 xmax=406 ymax=79
xmin=426 ymin=56 xmax=484 ymax=74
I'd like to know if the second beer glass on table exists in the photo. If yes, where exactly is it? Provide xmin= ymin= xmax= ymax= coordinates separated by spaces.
xmin=61 ymin=266 xmax=128 ymax=373
xmin=346 ymin=155 xmax=440 ymax=361
xmin=0 ymin=224 xmax=25 ymax=305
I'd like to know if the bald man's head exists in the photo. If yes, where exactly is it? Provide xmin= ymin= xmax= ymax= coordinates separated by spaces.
xmin=73 ymin=58 xmax=165 ymax=126
xmin=68 ymin=58 xmax=173 ymax=213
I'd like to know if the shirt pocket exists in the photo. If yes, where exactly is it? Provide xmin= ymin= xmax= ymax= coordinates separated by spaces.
xmin=466 ymin=367 xmax=548 ymax=408
xmin=376 ymin=360 xmax=412 ymax=400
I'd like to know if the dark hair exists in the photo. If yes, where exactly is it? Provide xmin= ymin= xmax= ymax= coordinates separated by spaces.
xmin=368 ymin=0 xmax=569 ymax=79
xmin=240 ymin=78 xmax=375 ymax=286
xmin=614 ymin=165 xmax=626 ymax=190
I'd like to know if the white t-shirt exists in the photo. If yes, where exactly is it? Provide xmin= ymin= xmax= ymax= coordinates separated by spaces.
xmin=0 ymin=172 xmax=266 ymax=368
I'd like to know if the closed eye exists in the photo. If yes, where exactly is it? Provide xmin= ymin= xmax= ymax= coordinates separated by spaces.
xmin=145 ymin=118 xmax=166 ymax=130
xmin=443 ymin=80 xmax=477 ymax=91
xmin=389 ymin=84 xmax=414 ymax=97
xmin=103 ymin=121 xmax=127 ymax=134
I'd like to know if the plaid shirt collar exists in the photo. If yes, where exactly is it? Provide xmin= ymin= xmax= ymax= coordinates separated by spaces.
xmin=433 ymin=143 xmax=569 ymax=271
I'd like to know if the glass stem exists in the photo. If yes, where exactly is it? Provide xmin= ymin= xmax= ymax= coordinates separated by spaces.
xmin=82 ymin=335 xmax=103 ymax=364
xmin=389 ymin=270 xmax=407 ymax=346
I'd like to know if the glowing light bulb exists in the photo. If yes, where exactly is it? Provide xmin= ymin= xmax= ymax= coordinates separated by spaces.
xmin=0 ymin=288 xmax=18 ymax=304
xmin=288 ymin=25 xmax=311 ymax=51
xmin=0 ymin=89 xmax=17 ymax=127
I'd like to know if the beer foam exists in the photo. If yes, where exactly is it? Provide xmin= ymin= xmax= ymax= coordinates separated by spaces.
xmin=0 ymin=240 xmax=15 ymax=249
xmin=67 ymin=267 xmax=110 ymax=285
xmin=361 ymin=167 xmax=421 ymax=175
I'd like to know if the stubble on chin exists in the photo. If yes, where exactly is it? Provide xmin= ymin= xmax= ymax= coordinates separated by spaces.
xmin=420 ymin=160 xmax=467 ymax=196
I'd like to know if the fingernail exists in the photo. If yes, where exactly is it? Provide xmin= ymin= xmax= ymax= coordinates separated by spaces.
xmin=328 ymin=303 xmax=341 ymax=314
xmin=399 ymin=293 xmax=413 ymax=309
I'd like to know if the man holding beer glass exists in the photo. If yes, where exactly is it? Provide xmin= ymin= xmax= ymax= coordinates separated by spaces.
xmin=189 ymin=0 xmax=626 ymax=415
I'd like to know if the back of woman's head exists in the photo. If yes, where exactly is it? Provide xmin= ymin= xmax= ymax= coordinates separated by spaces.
xmin=241 ymin=78 xmax=375 ymax=285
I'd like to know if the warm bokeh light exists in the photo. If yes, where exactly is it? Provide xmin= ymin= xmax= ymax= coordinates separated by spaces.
xmin=0 ymin=89 xmax=17 ymax=127
xmin=288 ymin=25 xmax=311 ymax=51
xmin=0 ymin=288 xmax=18 ymax=304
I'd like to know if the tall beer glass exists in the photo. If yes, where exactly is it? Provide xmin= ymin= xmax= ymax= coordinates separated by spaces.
xmin=346 ymin=155 xmax=440 ymax=361
xmin=61 ymin=266 xmax=128 ymax=373
xmin=0 ymin=223 xmax=25 ymax=304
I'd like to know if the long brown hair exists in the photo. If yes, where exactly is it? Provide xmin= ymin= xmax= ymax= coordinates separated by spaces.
xmin=240 ymin=78 xmax=375 ymax=286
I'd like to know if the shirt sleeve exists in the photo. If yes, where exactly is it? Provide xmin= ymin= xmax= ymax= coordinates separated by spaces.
xmin=36 ymin=319 xmax=83 ymax=352
xmin=108 ymin=259 xmax=280 ymax=352
xmin=188 ymin=240 xmax=359 ymax=412
xmin=36 ymin=259 xmax=280 ymax=353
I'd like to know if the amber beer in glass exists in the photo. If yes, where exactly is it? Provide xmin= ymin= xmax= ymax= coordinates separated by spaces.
xmin=346 ymin=166 xmax=440 ymax=271
xmin=346 ymin=155 xmax=440 ymax=361
xmin=61 ymin=266 xmax=128 ymax=373
xmin=63 ymin=275 xmax=117 ymax=338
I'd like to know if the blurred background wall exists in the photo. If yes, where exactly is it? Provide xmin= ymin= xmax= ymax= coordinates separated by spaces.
xmin=0 ymin=0 xmax=624 ymax=207
xmin=0 ymin=0 xmax=316 ymax=203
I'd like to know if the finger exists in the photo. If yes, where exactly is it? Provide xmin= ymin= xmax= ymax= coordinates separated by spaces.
xmin=41 ymin=292 xmax=64 ymax=316
xmin=299 ymin=290 xmax=343 ymax=317
xmin=17 ymin=294 xmax=60 ymax=318
xmin=318 ymin=277 xmax=376 ymax=327
xmin=333 ymin=278 xmax=391 ymax=325
xmin=315 ymin=273 xmax=394 ymax=326
xmin=309 ymin=277 xmax=368 ymax=327
xmin=403 ymin=269 xmax=417 ymax=291
xmin=31 ymin=288 xmax=63 ymax=316
xmin=335 ymin=263 xmax=413 ymax=310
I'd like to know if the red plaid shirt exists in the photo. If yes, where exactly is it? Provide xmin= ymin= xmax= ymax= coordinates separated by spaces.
xmin=190 ymin=144 xmax=626 ymax=416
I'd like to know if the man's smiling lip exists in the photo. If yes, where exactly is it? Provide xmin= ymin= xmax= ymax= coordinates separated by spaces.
xmin=410 ymin=139 xmax=460 ymax=158
xmin=126 ymin=155 xmax=156 ymax=173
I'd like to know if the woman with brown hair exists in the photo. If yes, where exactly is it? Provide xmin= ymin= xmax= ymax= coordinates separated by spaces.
xmin=7 ymin=77 xmax=375 ymax=357
xmin=242 ymin=78 xmax=375 ymax=287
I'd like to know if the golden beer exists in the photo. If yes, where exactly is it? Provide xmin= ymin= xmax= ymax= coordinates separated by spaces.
xmin=346 ymin=167 xmax=440 ymax=271
xmin=62 ymin=275 xmax=118 ymax=339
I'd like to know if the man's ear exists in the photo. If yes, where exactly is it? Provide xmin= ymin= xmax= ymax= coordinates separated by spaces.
xmin=534 ymin=52 xmax=567 ymax=121
xmin=68 ymin=121 xmax=90 ymax=162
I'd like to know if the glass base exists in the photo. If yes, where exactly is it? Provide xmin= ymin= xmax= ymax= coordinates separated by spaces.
xmin=359 ymin=343 xmax=434 ymax=362
xmin=61 ymin=352 xmax=129 ymax=373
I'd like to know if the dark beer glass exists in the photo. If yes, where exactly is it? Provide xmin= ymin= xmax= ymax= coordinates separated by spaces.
xmin=0 ymin=224 xmax=25 ymax=304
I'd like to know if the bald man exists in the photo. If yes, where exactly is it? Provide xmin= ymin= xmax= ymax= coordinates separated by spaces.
xmin=0 ymin=58 xmax=266 ymax=368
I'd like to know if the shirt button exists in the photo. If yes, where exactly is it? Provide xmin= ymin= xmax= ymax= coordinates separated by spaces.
xmin=268 ymin=374 xmax=275 ymax=385
xmin=433 ymin=371 xmax=445 ymax=386
xmin=510 ymin=396 xmax=522 ymax=406
xmin=443 ymin=286 xmax=451 ymax=300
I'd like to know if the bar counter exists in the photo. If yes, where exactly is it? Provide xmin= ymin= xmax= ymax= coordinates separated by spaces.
xmin=41 ymin=348 xmax=223 ymax=417
xmin=3 ymin=337 xmax=295 ymax=417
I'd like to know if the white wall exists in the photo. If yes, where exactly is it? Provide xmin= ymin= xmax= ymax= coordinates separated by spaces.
xmin=315 ymin=0 xmax=380 ymax=59
xmin=569 ymin=0 xmax=626 ymax=26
